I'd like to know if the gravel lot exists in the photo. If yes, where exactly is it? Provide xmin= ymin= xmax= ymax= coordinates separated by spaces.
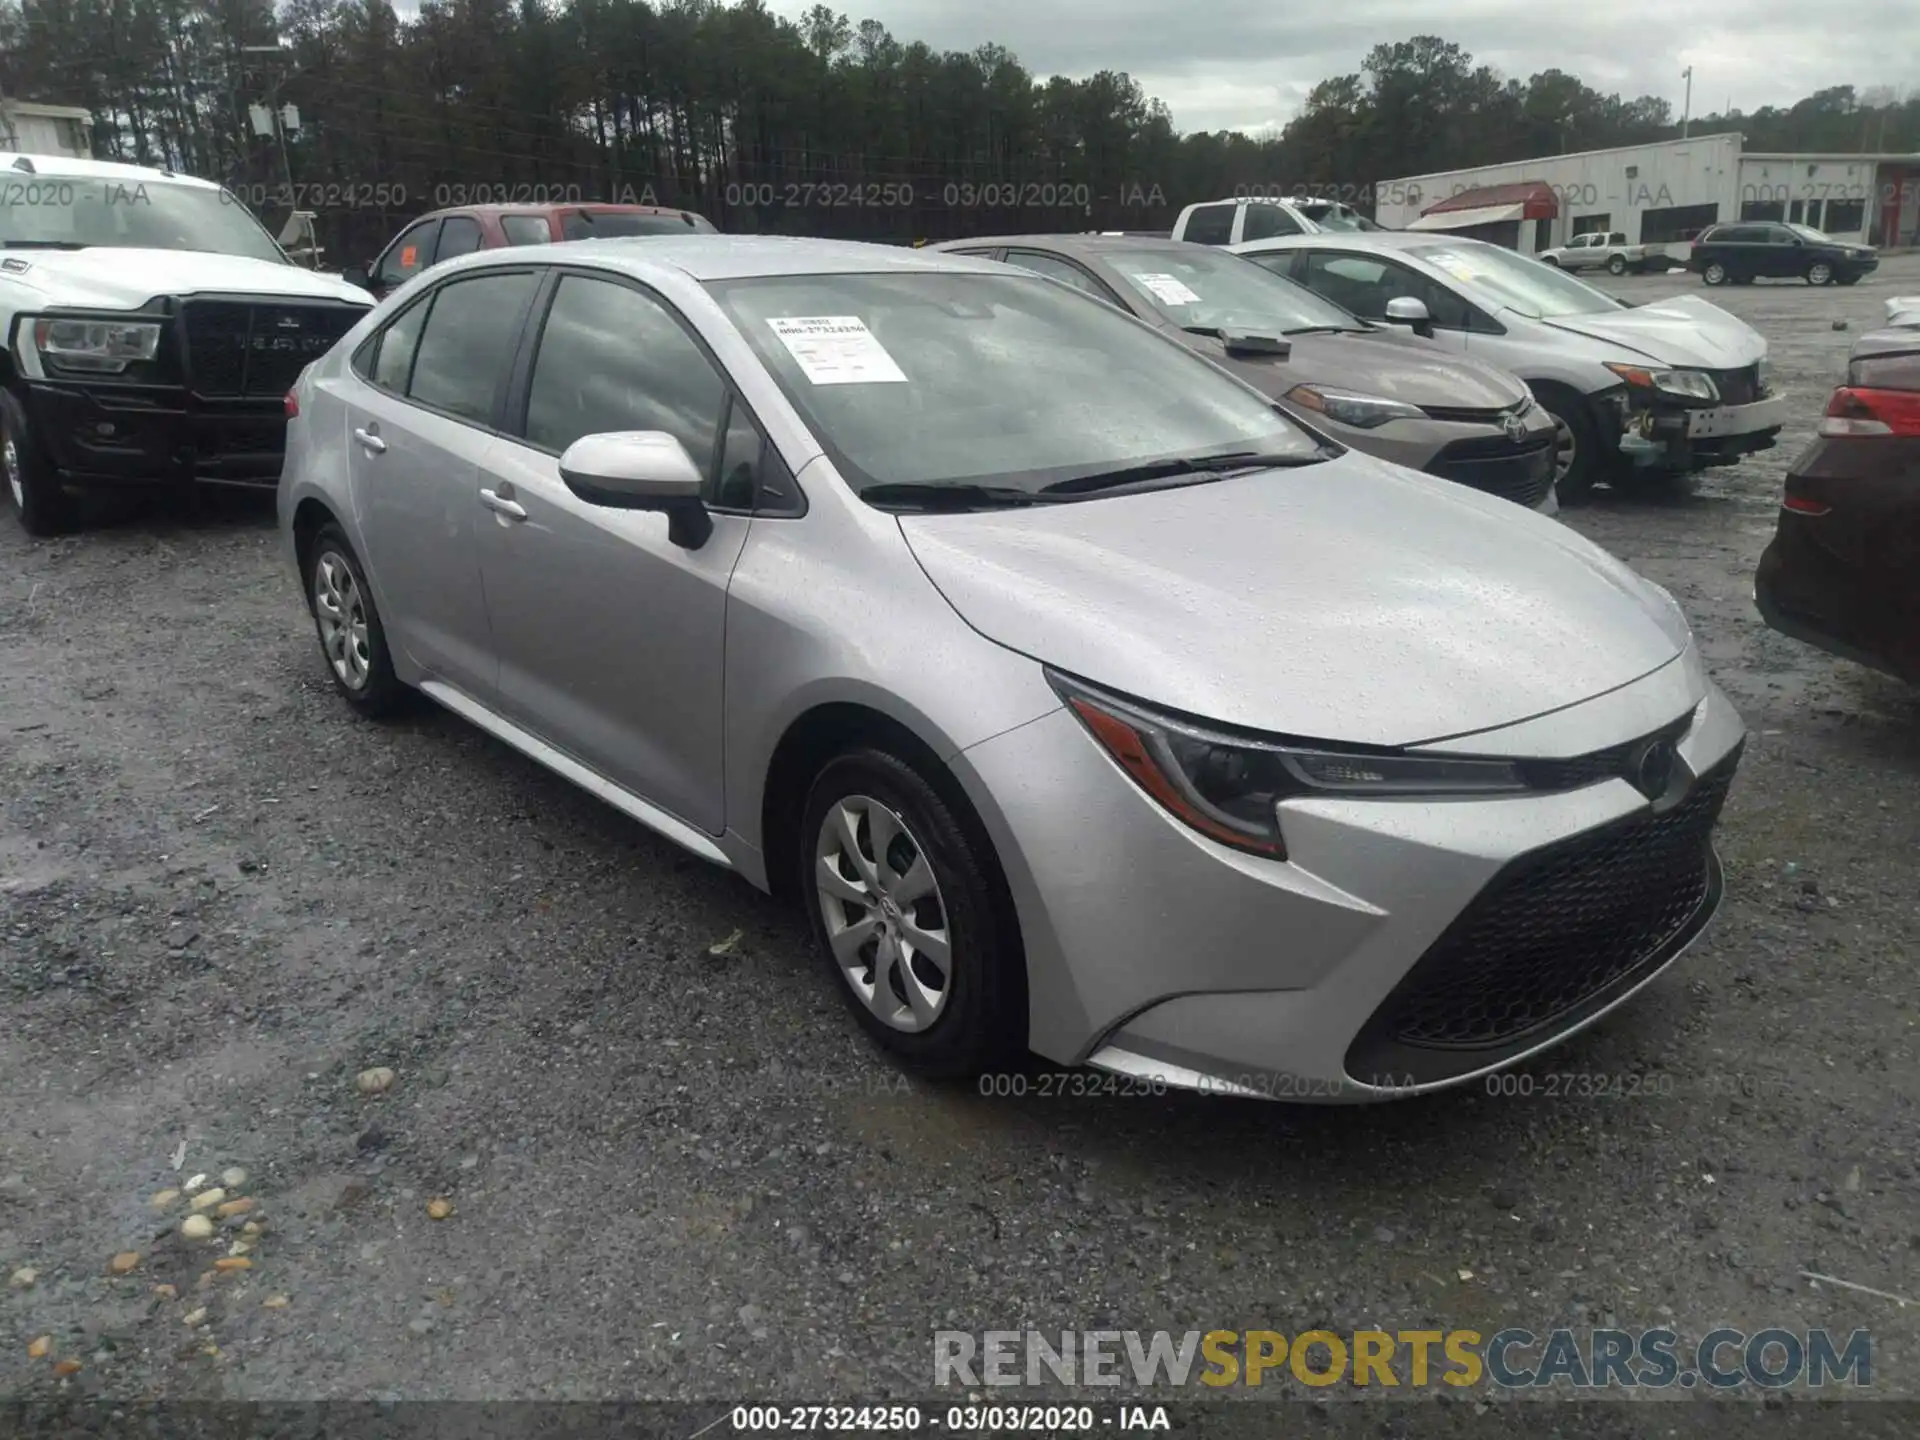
xmin=2 ymin=256 xmax=1917 ymax=1414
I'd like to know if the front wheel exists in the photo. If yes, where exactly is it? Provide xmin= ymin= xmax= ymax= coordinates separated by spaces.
xmin=302 ymin=523 xmax=409 ymax=717
xmin=800 ymin=748 xmax=1025 ymax=1080
xmin=1702 ymin=261 xmax=1727 ymax=286
xmin=1 ymin=389 xmax=75 ymax=537
xmin=1807 ymin=261 xmax=1834 ymax=286
xmin=1534 ymin=387 xmax=1603 ymax=504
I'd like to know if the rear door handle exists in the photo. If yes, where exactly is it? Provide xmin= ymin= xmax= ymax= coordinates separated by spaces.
xmin=480 ymin=488 xmax=526 ymax=521
xmin=353 ymin=427 xmax=386 ymax=454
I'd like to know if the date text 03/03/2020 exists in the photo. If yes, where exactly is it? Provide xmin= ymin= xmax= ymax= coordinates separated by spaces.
xmin=728 ymin=1405 xmax=1172 ymax=1431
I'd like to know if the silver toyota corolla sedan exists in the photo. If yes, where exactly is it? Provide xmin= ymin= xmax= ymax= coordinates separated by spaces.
xmin=278 ymin=235 xmax=1747 ymax=1102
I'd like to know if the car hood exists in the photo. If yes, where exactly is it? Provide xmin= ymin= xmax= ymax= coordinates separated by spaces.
xmin=1199 ymin=328 xmax=1528 ymax=409
xmin=900 ymin=451 xmax=1689 ymax=747
xmin=1534 ymin=294 xmax=1765 ymax=367
xmin=0 ymin=248 xmax=374 ymax=309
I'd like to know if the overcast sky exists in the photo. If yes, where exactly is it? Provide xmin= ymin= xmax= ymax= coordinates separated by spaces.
xmin=766 ymin=0 xmax=1917 ymax=135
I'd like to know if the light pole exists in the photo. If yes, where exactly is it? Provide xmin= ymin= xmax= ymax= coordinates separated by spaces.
xmin=1681 ymin=66 xmax=1693 ymax=138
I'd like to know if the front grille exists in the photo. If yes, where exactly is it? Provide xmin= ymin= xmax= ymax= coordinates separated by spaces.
xmin=1347 ymin=745 xmax=1741 ymax=1083
xmin=1514 ymin=714 xmax=1694 ymax=792
xmin=179 ymin=299 xmax=360 ymax=399
xmin=1700 ymin=364 xmax=1761 ymax=405
xmin=1425 ymin=435 xmax=1556 ymax=508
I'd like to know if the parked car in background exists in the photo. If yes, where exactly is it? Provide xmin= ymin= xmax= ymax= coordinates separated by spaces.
xmin=1231 ymin=232 xmax=1786 ymax=502
xmin=0 ymin=152 xmax=374 ymax=535
xmin=1689 ymin=222 xmax=1877 ymax=287
xmin=1538 ymin=231 xmax=1675 ymax=275
xmin=930 ymin=234 xmax=1559 ymax=511
xmin=280 ymin=235 xmax=1745 ymax=1099
xmin=1754 ymin=322 xmax=1920 ymax=684
xmin=1171 ymin=196 xmax=1385 ymax=246
xmin=346 ymin=202 xmax=718 ymax=300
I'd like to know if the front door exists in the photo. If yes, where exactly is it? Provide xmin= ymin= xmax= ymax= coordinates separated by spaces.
xmin=345 ymin=267 xmax=541 ymax=701
xmin=473 ymin=270 xmax=751 ymax=835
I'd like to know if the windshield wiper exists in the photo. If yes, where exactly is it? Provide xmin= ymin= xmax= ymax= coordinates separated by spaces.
xmin=1280 ymin=325 xmax=1361 ymax=336
xmin=0 ymin=240 xmax=88 ymax=250
xmin=860 ymin=482 xmax=1063 ymax=512
xmin=1042 ymin=449 xmax=1329 ymax=496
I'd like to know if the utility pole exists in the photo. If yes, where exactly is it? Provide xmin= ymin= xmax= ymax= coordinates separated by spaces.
xmin=1681 ymin=66 xmax=1693 ymax=138
xmin=241 ymin=43 xmax=297 ymax=207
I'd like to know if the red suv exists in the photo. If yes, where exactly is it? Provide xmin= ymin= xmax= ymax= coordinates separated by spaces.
xmin=345 ymin=203 xmax=718 ymax=299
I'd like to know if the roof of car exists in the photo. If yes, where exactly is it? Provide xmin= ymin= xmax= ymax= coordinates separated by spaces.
xmin=444 ymin=234 xmax=1008 ymax=282
xmin=929 ymin=234 xmax=1194 ymax=257
xmin=426 ymin=202 xmax=703 ymax=218
xmin=1 ymin=152 xmax=219 ymax=189
xmin=1231 ymin=231 xmax=1451 ymax=253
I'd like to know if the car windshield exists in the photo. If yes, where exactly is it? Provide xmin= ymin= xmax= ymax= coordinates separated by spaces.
xmin=707 ymin=270 xmax=1322 ymax=496
xmin=1408 ymin=241 xmax=1623 ymax=318
xmin=1101 ymin=246 xmax=1367 ymax=334
xmin=1295 ymin=202 xmax=1382 ymax=233
xmin=0 ymin=176 xmax=288 ymax=262
xmin=560 ymin=209 xmax=717 ymax=240
xmin=1788 ymin=223 xmax=1835 ymax=243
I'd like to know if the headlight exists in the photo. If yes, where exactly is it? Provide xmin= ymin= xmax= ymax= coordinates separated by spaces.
xmin=1755 ymin=356 xmax=1771 ymax=390
xmin=33 ymin=317 xmax=163 ymax=373
xmin=1049 ymin=671 xmax=1529 ymax=859
xmin=1603 ymin=361 xmax=1719 ymax=404
xmin=1284 ymin=383 xmax=1425 ymax=429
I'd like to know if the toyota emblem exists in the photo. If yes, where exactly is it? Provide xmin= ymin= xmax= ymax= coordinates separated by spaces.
xmin=1502 ymin=412 xmax=1526 ymax=443
xmin=1632 ymin=739 xmax=1678 ymax=799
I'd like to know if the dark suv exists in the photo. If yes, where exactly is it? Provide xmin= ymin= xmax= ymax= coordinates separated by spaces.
xmin=1690 ymin=222 xmax=1878 ymax=288
xmin=346 ymin=203 xmax=718 ymax=301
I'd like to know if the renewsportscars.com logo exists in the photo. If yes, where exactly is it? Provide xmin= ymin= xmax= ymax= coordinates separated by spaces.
xmin=933 ymin=1328 xmax=1873 ymax=1391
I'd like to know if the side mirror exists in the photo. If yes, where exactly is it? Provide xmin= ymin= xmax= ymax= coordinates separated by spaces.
xmin=1384 ymin=295 xmax=1433 ymax=336
xmin=559 ymin=430 xmax=712 ymax=549
xmin=342 ymin=264 xmax=372 ymax=290
xmin=1221 ymin=331 xmax=1291 ymax=358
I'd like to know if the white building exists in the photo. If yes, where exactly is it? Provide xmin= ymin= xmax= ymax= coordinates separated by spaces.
xmin=0 ymin=99 xmax=93 ymax=159
xmin=1373 ymin=134 xmax=1920 ymax=254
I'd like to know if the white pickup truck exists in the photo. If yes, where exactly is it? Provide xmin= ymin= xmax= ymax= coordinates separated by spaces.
xmin=1537 ymin=230 xmax=1678 ymax=276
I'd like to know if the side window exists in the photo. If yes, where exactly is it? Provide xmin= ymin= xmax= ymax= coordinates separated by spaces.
xmin=499 ymin=215 xmax=553 ymax=247
xmin=366 ymin=298 xmax=428 ymax=393
xmin=1181 ymin=204 xmax=1236 ymax=245
xmin=407 ymin=271 xmax=540 ymax=424
xmin=1001 ymin=251 xmax=1121 ymax=306
xmin=713 ymin=397 xmax=764 ymax=511
xmin=1241 ymin=204 xmax=1302 ymax=241
xmin=376 ymin=219 xmax=439 ymax=288
xmin=1301 ymin=252 xmax=1392 ymax=316
xmin=1608 ymin=232 xmax=1628 ymax=246
xmin=522 ymin=274 xmax=727 ymax=471
xmin=1241 ymin=250 xmax=1300 ymax=282
xmin=1374 ymin=260 xmax=1472 ymax=329
xmin=435 ymin=215 xmax=484 ymax=261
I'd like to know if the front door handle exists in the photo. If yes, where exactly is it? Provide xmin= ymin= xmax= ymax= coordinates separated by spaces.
xmin=353 ymin=427 xmax=386 ymax=454
xmin=480 ymin=488 xmax=527 ymax=521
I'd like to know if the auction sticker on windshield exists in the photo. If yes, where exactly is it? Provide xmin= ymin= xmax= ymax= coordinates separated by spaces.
xmin=1131 ymin=273 xmax=1202 ymax=306
xmin=768 ymin=316 xmax=908 ymax=384
xmin=1424 ymin=252 xmax=1483 ymax=283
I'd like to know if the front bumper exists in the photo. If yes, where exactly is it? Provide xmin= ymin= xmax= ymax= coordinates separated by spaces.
xmin=1620 ymin=392 xmax=1790 ymax=471
xmin=954 ymin=650 xmax=1746 ymax=1101
xmin=25 ymin=380 xmax=289 ymax=488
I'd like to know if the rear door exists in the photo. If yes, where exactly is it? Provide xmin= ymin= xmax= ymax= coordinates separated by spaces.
xmin=431 ymin=213 xmax=486 ymax=266
xmin=345 ymin=266 xmax=544 ymax=702
xmin=472 ymin=267 xmax=753 ymax=834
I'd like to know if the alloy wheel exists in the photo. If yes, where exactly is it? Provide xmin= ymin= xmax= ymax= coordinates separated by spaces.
xmin=1703 ymin=262 xmax=1726 ymax=285
xmin=1550 ymin=412 xmax=1578 ymax=485
xmin=814 ymin=794 xmax=952 ymax=1032
xmin=312 ymin=550 xmax=372 ymax=690
xmin=1808 ymin=262 xmax=1833 ymax=286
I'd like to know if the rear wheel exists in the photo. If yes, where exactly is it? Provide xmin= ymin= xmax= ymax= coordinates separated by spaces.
xmin=1702 ymin=260 xmax=1727 ymax=286
xmin=302 ymin=523 xmax=409 ymax=717
xmin=1807 ymin=261 xmax=1834 ymax=286
xmin=1 ymin=389 xmax=75 ymax=537
xmin=800 ymin=747 xmax=1025 ymax=1080
xmin=1607 ymin=254 xmax=1627 ymax=275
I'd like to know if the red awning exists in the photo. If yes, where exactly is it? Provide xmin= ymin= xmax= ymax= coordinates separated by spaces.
xmin=1421 ymin=182 xmax=1559 ymax=221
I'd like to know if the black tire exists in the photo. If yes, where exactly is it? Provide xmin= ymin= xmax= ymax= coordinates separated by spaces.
xmin=1 ymin=388 xmax=75 ymax=537
xmin=1807 ymin=261 xmax=1834 ymax=286
xmin=1541 ymin=255 xmax=1560 ymax=267
xmin=1533 ymin=385 xmax=1604 ymax=505
xmin=1701 ymin=260 xmax=1727 ymax=286
xmin=301 ymin=523 xmax=409 ymax=718
xmin=1607 ymin=254 xmax=1627 ymax=275
xmin=799 ymin=747 xmax=1026 ymax=1080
